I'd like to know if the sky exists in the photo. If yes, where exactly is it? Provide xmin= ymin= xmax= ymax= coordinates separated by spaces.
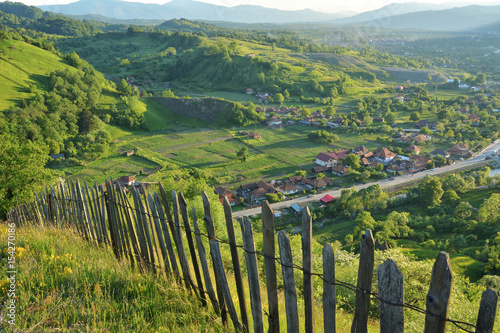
xmin=3 ymin=0 xmax=500 ymax=14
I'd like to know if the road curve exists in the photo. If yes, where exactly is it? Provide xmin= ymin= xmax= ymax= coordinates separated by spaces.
xmin=232 ymin=140 xmax=500 ymax=218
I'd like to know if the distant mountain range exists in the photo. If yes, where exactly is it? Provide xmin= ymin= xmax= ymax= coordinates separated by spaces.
xmin=39 ymin=0 xmax=347 ymax=23
xmin=36 ymin=0 xmax=500 ymax=31
xmin=351 ymin=5 xmax=500 ymax=31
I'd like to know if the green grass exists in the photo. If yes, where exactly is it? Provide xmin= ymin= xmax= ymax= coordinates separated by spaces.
xmin=0 ymin=40 xmax=75 ymax=110
xmin=459 ymin=188 xmax=498 ymax=208
xmin=0 ymin=224 xmax=227 ymax=332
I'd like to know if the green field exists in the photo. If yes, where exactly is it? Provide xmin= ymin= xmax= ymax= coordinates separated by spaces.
xmin=0 ymin=40 xmax=75 ymax=110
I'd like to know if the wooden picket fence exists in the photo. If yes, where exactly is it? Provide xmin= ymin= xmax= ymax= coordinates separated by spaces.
xmin=7 ymin=179 xmax=499 ymax=333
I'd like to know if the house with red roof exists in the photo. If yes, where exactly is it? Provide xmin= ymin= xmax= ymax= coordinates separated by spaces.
xmin=320 ymin=194 xmax=336 ymax=204
xmin=315 ymin=152 xmax=339 ymax=167
xmin=374 ymin=148 xmax=397 ymax=164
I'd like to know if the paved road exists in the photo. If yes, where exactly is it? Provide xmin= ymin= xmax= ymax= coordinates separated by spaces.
xmin=232 ymin=140 xmax=500 ymax=218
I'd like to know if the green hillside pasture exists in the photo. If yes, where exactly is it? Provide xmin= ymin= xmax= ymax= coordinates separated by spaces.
xmin=246 ymin=127 xmax=326 ymax=166
xmin=143 ymin=98 xmax=205 ymax=131
xmin=63 ymin=154 xmax=161 ymax=183
xmin=0 ymin=40 xmax=73 ymax=110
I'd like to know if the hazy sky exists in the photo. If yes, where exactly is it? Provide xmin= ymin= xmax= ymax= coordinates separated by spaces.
xmin=4 ymin=0 xmax=500 ymax=14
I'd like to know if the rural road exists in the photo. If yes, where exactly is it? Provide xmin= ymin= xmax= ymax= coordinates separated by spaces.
xmin=232 ymin=140 xmax=500 ymax=218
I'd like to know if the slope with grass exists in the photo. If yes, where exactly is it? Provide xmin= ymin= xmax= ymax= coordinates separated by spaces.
xmin=0 ymin=39 xmax=74 ymax=110
xmin=0 ymin=223 xmax=227 ymax=332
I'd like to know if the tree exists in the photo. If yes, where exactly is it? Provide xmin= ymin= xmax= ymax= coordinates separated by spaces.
xmin=117 ymin=79 xmax=132 ymax=95
xmin=420 ymin=126 xmax=432 ymax=135
xmin=237 ymin=146 xmax=248 ymax=162
xmin=296 ymin=170 xmax=307 ymax=178
xmin=301 ymin=108 xmax=311 ymax=117
xmin=324 ymin=106 xmax=336 ymax=117
xmin=354 ymin=211 xmax=376 ymax=236
xmin=384 ymin=110 xmax=396 ymax=124
xmin=418 ymin=175 xmax=444 ymax=207
xmin=410 ymin=111 xmax=420 ymax=122
xmin=344 ymin=153 xmax=361 ymax=170
xmin=442 ymin=189 xmax=460 ymax=206
xmin=0 ymin=135 xmax=56 ymax=217
xmin=476 ymin=73 xmax=487 ymax=85
xmin=273 ymin=93 xmax=284 ymax=104
xmin=477 ymin=193 xmax=500 ymax=226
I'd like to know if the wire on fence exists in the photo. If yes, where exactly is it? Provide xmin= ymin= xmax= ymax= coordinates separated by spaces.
xmin=21 ymin=190 xmax=478 ymax=333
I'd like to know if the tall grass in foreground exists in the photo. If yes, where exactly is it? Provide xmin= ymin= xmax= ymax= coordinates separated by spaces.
xmin=0 ymin=224 xmax=228 ymax=332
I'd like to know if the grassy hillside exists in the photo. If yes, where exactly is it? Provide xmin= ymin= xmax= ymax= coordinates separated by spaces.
xmin=0 ymin=39 xmax=74 ymax=110
xmin=0 ymin=223 xmax=227 ymax=332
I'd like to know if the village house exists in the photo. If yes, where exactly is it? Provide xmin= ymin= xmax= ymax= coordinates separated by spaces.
xmin=374 ymin=148 xmax=397 ymax=164
xmin=331 ymin=165 xmax=348 ymax=176
xmin=430 ymin=149 xmax=450 ymax=158
xmin=312 ymin=165 xmax=330 ymax=174
xmin=405 ymin=145 xmax=421 ymax=154
xmin=247 ymin=132 xmax=261 ymax=139
xmin=448 ymin=143 xmax=473 ymax=158
xmin=246 ymin=88 xmax=254 ymax=94
xmin=353 ymin=145 xmax=369 ymax=156
xmin=373 ymin=117 xmax=385 ymax=123
xmin=50 ymin=153 xmax=65 ymax=160
xmin=123 ymin=150 xmax=135 ymax=157
xmin=312 ymin=178 xmax=327 ymax=190
xmin=279 ymin=183 xmax=299 ymax=195
xmin=320 ymin=194 xmax=336 ymax=205
xmin=117 ymin=175 xmax=135 ymax=187
xmin=315 ymin=152 xmax=339 ymax=167
xmin=268 ymin=116 xmax=282 ymax=126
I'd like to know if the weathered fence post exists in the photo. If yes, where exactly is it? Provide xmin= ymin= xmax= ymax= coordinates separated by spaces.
xmin=351 ymin=229 xmax=375 ymax=333
xmin=278 ymin=230 xmax=299 ymax=333
xmin=202 ymin=191 xmax=241 ymax=331
xmin=323 ymin=243 xmax=336 ymax=333
xmin=154 ymin=192 xmax=180 ymax=279
xmin=262 ymin=201 xmax=279 ymax=333
xmin=223 ymin=197 xmax=248 ymax=331
xmin=378 ymin=259 xmax=404 ymax=333
xmin=179 ymin=192 xmax=206 ymax=305
xmin=193 ymin=207 xmax=221 ymax=316
xmin=171 ymin=190 xmax=195 ymax=289
xmin=476 ymin=288 xmax=498 ymax=333
xmin=424 ymin=252 xmax=452 ymax=333
xmin=239 ymin=216 xmax=264 ymax=333
xmin=302 ymin=207 xmax=314 ymax=333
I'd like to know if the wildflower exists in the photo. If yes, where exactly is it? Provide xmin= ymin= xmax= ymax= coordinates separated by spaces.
xmin=63 ymin=267 xmax=73 ymax=275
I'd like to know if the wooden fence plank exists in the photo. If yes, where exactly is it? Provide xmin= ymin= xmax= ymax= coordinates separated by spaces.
xmin=202 ymin=191 xmax=227 ymax=325
xmin=154 ymin=193 xmax=180 ymax=279
xmin=302 ymin=207 xmax=314 ymax=333
xmin=148 ymin=194 xmax=171 ymax=275
xmin=179 ymin=192 xmax=205 ymax=303
xmin=476 ymin=288 xmax=498 ymax=333
xmin=158 ymin=182 xmax=179 ymax=250
xmin=378 ymin=259 xmax=404 ymax=333
xmin=193 ymin=207 xmax=220 ymax=315
xmin=239 ymin=216 xmax=264 ymax=333
xmin=118 ymin=187 xmax=144 ymax=272
xmin=424 ymin=252 xmax=452 ymax=333
xmin=131 ymin=189 xmax=151 ymax=270
xmin=202 ymin=192 xmax=241 ymax=330
xmin=171 ymin=190 xmax=195 ymax=289
xmin=262 ymin=200 xmax=279 ymax=333
xmin=323 ymin=243 xmax=336 ymax=333
xmin=278 ymin=230 xmax=299 ymax=333
xmin=134 ymin=187 xmax=157 ymax=273
xmin=351 ymin=229 xmax=375 ymax=333
xmin=223 ymin=197 xmax=248 ymax=331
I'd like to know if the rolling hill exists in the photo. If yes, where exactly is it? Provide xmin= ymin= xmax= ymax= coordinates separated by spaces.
xmin=0 ymin=39 xmax=75 ymax=110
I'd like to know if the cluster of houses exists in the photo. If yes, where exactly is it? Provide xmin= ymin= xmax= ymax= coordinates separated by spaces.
xmin=314 ymin=142 xmax=475 ymax=176
xmin=215 ymin=175 xmax=340 ymax=206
